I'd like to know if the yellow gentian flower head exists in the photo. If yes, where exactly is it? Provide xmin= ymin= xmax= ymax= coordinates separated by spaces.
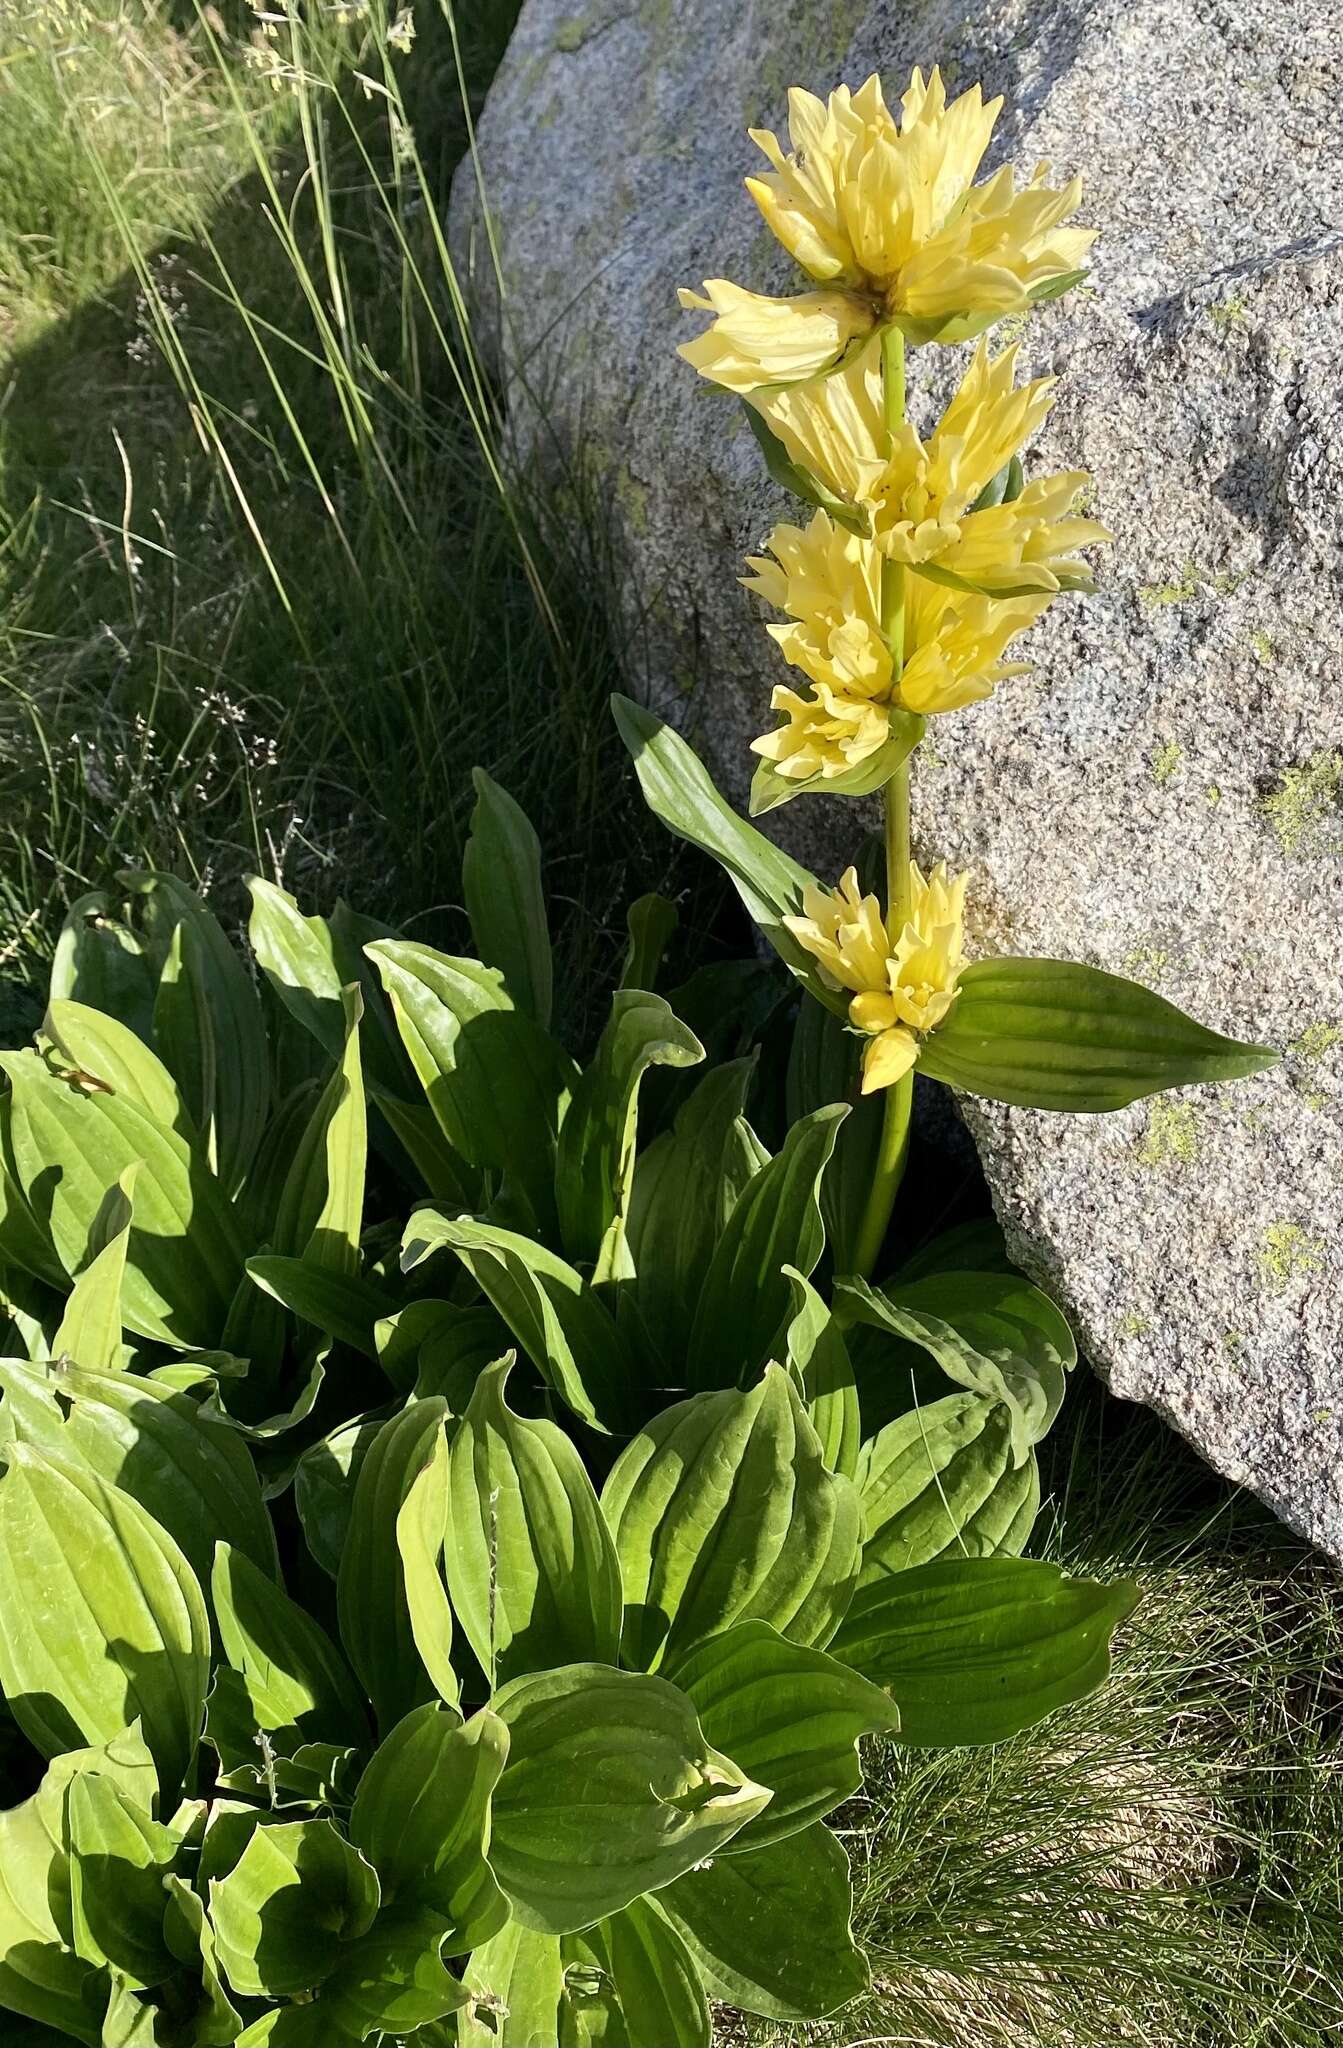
xmin=784 ymin=862 xmax=968 ymax=1091
xmin=676 ymin=280 xmax=877 ymax=394
xmin=748 ymin=70 xmax=1093 ymax=343
xmin=752 ymin=335 xmax=1111 ymax=594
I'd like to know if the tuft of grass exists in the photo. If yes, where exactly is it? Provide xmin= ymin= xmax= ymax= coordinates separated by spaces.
xmin=0 ymin=1 xmax=731 ymax=1039
xmin=740 ymin=1386 xmax=1343 ymax=2048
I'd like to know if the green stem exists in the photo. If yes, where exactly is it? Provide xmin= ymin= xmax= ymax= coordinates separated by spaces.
xmin=852 ymin=327 xmax=915 ymax=1281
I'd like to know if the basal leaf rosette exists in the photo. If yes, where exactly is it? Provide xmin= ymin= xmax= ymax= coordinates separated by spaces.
xmin=679 ymin=69 xmax=1093 ymax=389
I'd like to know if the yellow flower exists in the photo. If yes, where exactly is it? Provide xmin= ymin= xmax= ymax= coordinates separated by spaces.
xmin=746 ymin=70 xmax=1093 ymax=345
xmin=751 ymin=336 xmax=1110 ymax=593
xmin=743 ymin=511 xmax=892 ymax=700
xmin=899 ymin=576 xmax=1049 ymax=714
xmin=784 ymin=862 xmax=968 ymax=1091
xmin=676 ymin=279 xmax=876 ymax=393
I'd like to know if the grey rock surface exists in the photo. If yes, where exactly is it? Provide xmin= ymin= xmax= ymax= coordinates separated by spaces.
xmin=450 ymin=0 xmax=1343 ymax=1556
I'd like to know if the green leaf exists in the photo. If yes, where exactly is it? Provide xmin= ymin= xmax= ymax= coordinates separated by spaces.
xmin=612 ymin=697 xmax=843 ymax=1015
xmin=127 ymin=871 xmax=271 ymax=1198
xmin=336 ymin=1398 xmax=448 ymax=1731
xmin=348 ymin=1702 xmax=509 ymax=1952
xmin=367 ymin=939 xmax=575 ymax=1237
xmin=208 ymin=1817 xmax=380 ymax=1998
xmin=626 ymin=1056 xmax=757 ymax=1363
xmin=51 ymin=890 xmax=156 ymax=1047
xmin=459 ymin=1922 xmax=566 ymax=2046
xmin=266 ymin=985 xmax=366 ymax=1276
xmin=463 ymin=1903 xmax=712 ymax=2047
xmin=782 ymin=1265 xmax=860 ymax=1478
xmin=620 ymin=892 xmax=679 ymax=993
xmin=0 ymin=1761 xmax=110 ymax=2044
xmin=785 ymin=992 xmax=882 ymax=1274
xmin=51 ymin=1164 xmax=136 ymax=1371
xmin=836 ymin=1270 xmax=1075 ymax=1463
xmin=293 ymin=1412 xmax=385 ymax=1576
xmin=0 ymin=1356 xmax=278 ymax=1592
xmin=441 ymin=1356 xmax=622 ymax=1687
xmin=828 ymin=1556 xmax=1140 ymax=1744
xmin=322 ymin=1907 xmax=471 ymax=2038
xmin=161 ymin=1874 xmax=240 ymax=2046
xmin=489 ymin=1663 xmax=770 ymax=1935
xmin=1 ymin=1050 xmax=244 ymax=1348
xmin=212 ymin=1543 xmax=368 ymax=1753
xmin=43 ymin=998 xmax=189 ymax=1138
xmin=245 ymin=1255 xmax=395 ymax=1358
xmin=656 ymin=1821 xmax=866 ymax=2020
xmin=65 ymin=1773 xmax=177 ymax=1988
xmin=0 ymin=1444 xmax=209 ymax=1791
xmin=246 ymin=878 xmax=346 ymax=1058
xmin=919 ymin=957 xmax=1279 ymax=1110
xmin=749 ymin=709 xmax=924 ymax=815
xmin=855 ymin=1393 xmax=1039 ymax=1578
xmin=395 ymin=1424 xmax=459 ymax=1708
xmin=601 ymin=1366 xmax=861 ymax=1671
xmin=555 ymin=990 xmax=703 ymax=1281
xmin=402 ymin=1211 xmax=635 ymax=1435
xmin=667 ymin=1619 xmax=898 ymax=1850
xmin=462 ymin=768 xmax=553 ymax=1029
xmin=687 ymin=1105 xmax=846 ymax=1391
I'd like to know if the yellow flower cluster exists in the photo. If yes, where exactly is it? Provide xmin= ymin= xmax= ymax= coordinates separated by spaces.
xmin=677 ymin=66 xmax=1108 ymax=1087
xmin=785 ymin=863 xmax=968 ymax=1091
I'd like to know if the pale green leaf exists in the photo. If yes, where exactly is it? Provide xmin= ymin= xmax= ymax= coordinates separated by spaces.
xmin=462 ymin=768 xmax=553 ymax=1029
xmin=336 ymin=1398 xmax=448 ymax=1731
xmin=208 ymin=1818 xmax=379 ymax=1999
xmin=855 ymin=1392 xmax=1039 ymax=1578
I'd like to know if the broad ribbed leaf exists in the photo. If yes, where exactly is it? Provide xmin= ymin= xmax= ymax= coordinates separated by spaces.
xmin=51 ymin=1164 xmax=135 ymax=1371
xmin=246 ymin=878 xmax=346 ymax=1058
xmin=401 ymin=1210 xmax=635 ymax=1434
xmin=66 ymin=1774 xmax=177 ymax=1988
xmin=836 ymin=1270 xmax=1075 ymax=1462
xmin=212 ymin=1544 xmax=368 ymax=1753
xmin=0 ymin=1748 xmax=127 ymax=2045
xmin=0 ymin=1446 xmax=208 ymax=1790
xmin=601 ymin=1366 xmax=860 ymax=1671
xmin=461 ymin=1899 xmax=710 ymax=2047
xmin=337 ymin=1399 xmax=448 ymax=1731
xmin=856 ymin=1393 xmax=1039 ymax=1578
xmin=395 ymin=1427 xmax=458 ymax=1708
xmin=294 ymin=1412 xmax=385 ymax=1576
xmin=208 ymin=1818 xmax=379 ymax=1999
xmin=462 ymin=768 xmax=553 ymax=1029
xmin=828 ymin=1556 xmax=1139 ymax=1744
xmin=782 ymin=1266 xmax=860 ymax=1478
xmin=0 ymin=1357 xmax=277 ymax=1593
xmin=612 ymin=697 xmax=843 ymax=1013
xmin=656 ymin=1822 xmax=866 ymax=2020
xmin=367 ymin=940 xmax=575 ymax=1236
xmin=668 ymin=1619 xmax=898 ymax=1850
xmin=687 ymin=1106 xmax=846 ymax=1391
xmin=1 ymin=1050 xmax=243 ymax=1347
xmin=162 ymin=1874 xmax=239 ymax=2045
xmin=442 ymin=1356 xmax=621 ymax=1686
xmin=627 ymin=1056 xmax=757 ymax=1361
xmin=919 ymin=957 xmax=1278 ymax=1109
xmin=246 ymin=1255 xmax=395 ymax=1358
xmin=619 ymin=892 xmax=679 ymax=993
xmin=322 ymin=1908 xmax=471 ymax=2037
xmin=349 ymin=1702 xmax=508 ymax=1952
xmin=51 ymin=889 xmax=156 ymax=1046
xmin=488 ymin=1664 xmax=770 ymax=1934
xmin=43 ymin=1000 xmax=188 ymax=1137
xmin=126 ymin=870 xmax=270 ymax=1196
xmin=267 ymin=986 xmax=365 ymax=1277
xmin=555 ymin=990 xmax=703 ymax=1280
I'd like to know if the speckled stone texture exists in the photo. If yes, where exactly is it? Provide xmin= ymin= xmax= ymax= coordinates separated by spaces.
xmin=450 ymin=0 xmax=1343 ymax=1556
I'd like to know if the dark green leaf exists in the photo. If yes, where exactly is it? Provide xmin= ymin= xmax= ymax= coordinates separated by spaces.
xmin=336 ymin=1398 xmax=448 ymax=1731
xmin=322 ymin=1907 xmax=470 ymax=2037
xmin=207 ymin=1818 xmax=379 ymax=1998
xmin=601 ymin=1366 xmax=861 ymax=1671
xmin=656 ymin=1821 xmax=866 ymax=2020
xmin=620 ymin=893 xmax=679 ymax=993
xmin=920 ymin=957 xmax=1278 ymax=1110
xmin=785 ymin=992 xmax=882 ymax=1275
xmin=462 ymin=768 xmax=553 ymax=1029
xmin=828 ymin=1556 xmax=1139 ymax=1744
xmin=66 ymin=1773 xmax=177 ymax=1988
xmin=782 ymin=1266 xmax=860 ymax=1478
xmin=246 ymin=1255 xmax=395 ymax=1358
xmin=687 ymin=1105 xmax=846 ymax=1391
xmin=212 ymin=1543 xmax=368 ymax=1754
xmin=489 ymin=1663 xmax=769 ymax=1934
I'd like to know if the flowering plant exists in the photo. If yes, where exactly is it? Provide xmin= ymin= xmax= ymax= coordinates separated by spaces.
xmin=625 ymin=66 xmax=1275 ymax=1275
